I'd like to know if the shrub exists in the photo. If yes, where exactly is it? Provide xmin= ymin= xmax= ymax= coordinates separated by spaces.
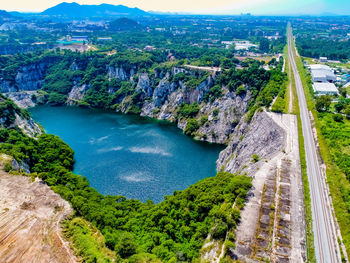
xmin=224 ymin=240 xmax=236 ymax=254
xmin=315 ymin=95 xmax=331 ymax=112
xmin=271 ymin=96 xmax=285 ymax=113
xmin=333 ymin=114 xmax=344 ymax=123
xmin=211 ymin=220 xmax=228 ymax=239
xmin=251 ymin=154 xmax=260 ymax=163
xmin=228 ymin=233 xmax=235 ymax=242
xmin=345 ymin=106 xmax=350 ymax=119
xmin=4 ymin=162 xmax=12 ymax=172
xmin=115 ymin=232 xmax=137 ymax=258
xmin=200 ymin=115 xmax=208 ymax=126
xmin=235 ymin=85 xmax=246 ymax=96
xmin=184 ymin=119 xmax=199 ymax=136
xmin=178 ymin=103 xmax=200 ymax=118
xmin=48 ymin=92 xmax=67 ymax=106
xmin=127 ymin=105 xmax=141 ymax=115
xmin=213 ymin=108 xmax=219 ymax=116
xmin=204 ymin=85 xmax=223 ymax=102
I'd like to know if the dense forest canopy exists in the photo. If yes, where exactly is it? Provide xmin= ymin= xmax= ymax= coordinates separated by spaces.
xmin=297 ymin=37 xmax=350 ymax=60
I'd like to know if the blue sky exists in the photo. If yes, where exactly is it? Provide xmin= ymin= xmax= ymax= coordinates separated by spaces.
xmin=1 ymin=0 xmax=350 ymax=14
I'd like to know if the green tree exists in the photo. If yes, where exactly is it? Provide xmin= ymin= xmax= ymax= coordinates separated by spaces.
xmin=315 ymin=95 xmax=332 ymax=112
xmin=184 ymin=119 xmax=199 ymax=136
xmin=115 ymin=233 xmax=137 ymax=258
xmin=259 ymin=38 xmax=270 ymax=53
xmin=345 ymin=106 xmax=350 ymax=120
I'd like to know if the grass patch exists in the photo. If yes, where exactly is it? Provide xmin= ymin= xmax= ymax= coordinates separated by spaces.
xmin=283 ymin=45 xmax=294 ymax=114
xmin=64 ymin=217 xmax=116 ymax=262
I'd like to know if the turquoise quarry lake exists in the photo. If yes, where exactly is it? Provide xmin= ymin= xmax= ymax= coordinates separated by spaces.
xmin=29 ymin=106 xmax=224 ymax=203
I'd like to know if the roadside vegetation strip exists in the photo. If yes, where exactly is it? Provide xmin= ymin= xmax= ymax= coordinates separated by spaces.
xmin=292 ymin=38 xmax=350 ymax=258
xmin=271 ymin=54 xmax=288 ymax=114
xmin=283 ymin=45 xmax=294 ymax=114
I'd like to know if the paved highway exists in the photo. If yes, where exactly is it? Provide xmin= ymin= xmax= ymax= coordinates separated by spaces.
xmin=288 ymin=26 xmax=340 ymax=263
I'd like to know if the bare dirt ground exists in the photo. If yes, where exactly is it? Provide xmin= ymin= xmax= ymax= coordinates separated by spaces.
xmin=233 ymin=113 xmax=306 ymax=262
xmin=184 ymin=65 xmax=222 ymax=73
xmin=0 ymin=161 xmax=77 ymax=263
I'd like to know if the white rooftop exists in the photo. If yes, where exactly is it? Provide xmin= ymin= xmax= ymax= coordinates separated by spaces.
xmin=311 ymin=69 xmax=332 ymax=78
xmin=309 ymin=64 xmax=331 ymax=71
xmin=313 ymin=82 xmax=338 ymax=94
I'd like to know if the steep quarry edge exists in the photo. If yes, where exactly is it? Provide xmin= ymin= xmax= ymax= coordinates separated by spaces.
xmin=3 ymin=63 xmax=249 ymax=144
xmin=0 ymin=155 xmax=77 ymax=263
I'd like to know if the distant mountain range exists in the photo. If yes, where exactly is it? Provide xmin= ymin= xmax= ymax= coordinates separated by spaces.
xmin=41 ymin=2 xmax=149 ymax=18
xmin=0 ymin=10 xmax=12 ymax=18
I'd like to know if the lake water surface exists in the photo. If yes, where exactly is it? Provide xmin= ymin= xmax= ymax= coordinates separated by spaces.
xmin=30 ymin=106 xmax=223 ymax=203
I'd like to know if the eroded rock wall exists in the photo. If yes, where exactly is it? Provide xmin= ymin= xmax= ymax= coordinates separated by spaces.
xmin=217 ymin=111 xmax=285 ymax=175
xmin=0 ymin=62 xmax=49 ymax=93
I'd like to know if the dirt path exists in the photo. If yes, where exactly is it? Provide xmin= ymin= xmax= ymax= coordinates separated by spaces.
xmin=0 ymin=163 xmax=77 ymax=263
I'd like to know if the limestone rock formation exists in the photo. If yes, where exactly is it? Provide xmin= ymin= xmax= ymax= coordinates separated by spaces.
xmin=217 ymin=111 xmax=285 ymax=175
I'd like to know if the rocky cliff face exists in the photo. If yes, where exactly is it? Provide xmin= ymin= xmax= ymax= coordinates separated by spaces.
xmin=0 ymin=93 xmax=42 ymax=137
xmin=216 ymin=111 xmax=285 ymax=175
xmin=0 ymin=62 xmax=48 ymax=93
xmin=5 ymin=91 xmax=37 ymax=109
xmin=0 ymin=111 xmax=41 ymax=138
xmin=12 ymin=113 xmax=42 ymax=138
xmin=134 ymin=70 xmax=249 ymax=144
xmin=107 ymin=66 xmax=135 ymax=81
xmin=67 ymin=84 xmax=90 ymax=105
xmin=5 ymin=62 xmax=251 ymax=144
xmin=2 ymin=61 xmax=271 ymax=150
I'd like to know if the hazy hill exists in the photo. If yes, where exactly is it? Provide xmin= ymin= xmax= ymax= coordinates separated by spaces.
xmin=0 ymin=10 xmax=12 ymax=18
xmin=108 ymin=17 xmax=142 ymax=31
xmin=42 ymin=2 xmax=149 ymax=18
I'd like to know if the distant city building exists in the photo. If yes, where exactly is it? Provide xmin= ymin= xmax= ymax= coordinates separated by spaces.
xmin=312 ymin=82 xmax=338 ymax=95
xmin=319 ymin=57 xmax=328 ymax=62
xmin=234 ymin=41 xmax=258 ymax=51
xmin=57 ymin=35 xmax=89 ymax=45
xmin=221 ymin=40 xmax=257 ymax=50
xmin=222 ymin=41 xmax=234 ymax=45
xmin=265 ymin=35 xmax=282 ymax=40
xmin=71 ymin=36 xmax=89 ymax=42
xmin=144 ymin=45 xmax=156 ymax=51
xmin=97 ymin=37 xmax=112 ymax=41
